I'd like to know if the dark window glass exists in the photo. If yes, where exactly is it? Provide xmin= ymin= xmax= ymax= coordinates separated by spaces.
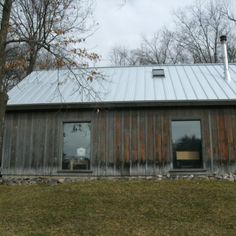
xmin=63 ymin=122 xmax=91 ymax=170
xmin=172 ymin=120 xmax=202 ymax=169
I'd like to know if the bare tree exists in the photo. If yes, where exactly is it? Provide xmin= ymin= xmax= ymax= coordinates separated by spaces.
xmin=7 ymin=0 xmax=98 ymax=77
xmin=174 ymin=0 xmax=236 ymax=63
xmin=110 ymin=0 xmax=236 ymax=66
xmin=4 ymin=43 xmax=28 ymax=89
xmin=109 ymin=46 xmax=139 ymax=66
xmin=136 ymin=29 xmax=189 ymax=65
xmin=224 ymin=0 xmax=236 ymax=22
xmin=109 ymin=28 xmax=188 ymax=66
xmin=0 ymin=0 xmax=100 ymax=170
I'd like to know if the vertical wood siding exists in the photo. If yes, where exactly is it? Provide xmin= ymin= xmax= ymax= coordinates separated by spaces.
xmin=2 ymin=106 xmax=236 ymax=175
xmin=210 ymin=108 xmax=236 ymax=165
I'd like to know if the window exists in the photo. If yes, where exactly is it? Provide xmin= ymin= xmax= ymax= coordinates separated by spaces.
xmin=63 ymin=122 xmax=91 ymax=170
xmin=152 ymin=69 xmax=165 ymax=78
xmin=172 ymin=120 xmax=203 ymax=169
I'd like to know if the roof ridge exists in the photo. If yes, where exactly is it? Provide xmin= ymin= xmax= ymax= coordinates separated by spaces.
xmin=31 ymin=63 xmax=236 ymax=72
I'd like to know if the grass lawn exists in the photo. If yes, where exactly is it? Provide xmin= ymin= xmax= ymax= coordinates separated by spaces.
xmin=0 ymin=180 xmax=236 ymax=236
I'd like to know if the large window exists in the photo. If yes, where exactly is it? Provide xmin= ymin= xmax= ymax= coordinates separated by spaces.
xmin=63 ymin=122 xmax=91 ymax=170
xmin=172 ymin=120 xmax=202 ymax=169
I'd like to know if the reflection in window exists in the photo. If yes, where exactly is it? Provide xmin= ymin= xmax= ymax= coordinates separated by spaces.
xmin=172 ymin=120 xmax=202 ymax=169
xmin=63 ymin=122 xmax=91 ymax=170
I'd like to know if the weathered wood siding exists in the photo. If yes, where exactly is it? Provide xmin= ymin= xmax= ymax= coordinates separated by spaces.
xmin=2 ymin=106 xmax=236 ymax=175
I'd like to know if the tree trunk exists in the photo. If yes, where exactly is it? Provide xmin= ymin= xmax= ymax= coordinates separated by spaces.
xmin=26 ymin=42 xmax=39 ymax=76
xmin=26 ymin=50 xmax=38 ymax=75
xmin=0 ymin=0 xmax=13 ymax=170
xmin=0 ymin=92 xmax=7 ymax=168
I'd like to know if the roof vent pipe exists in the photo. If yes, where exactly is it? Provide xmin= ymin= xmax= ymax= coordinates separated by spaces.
xmin=220 ymin=35 xmax=231 ymax=82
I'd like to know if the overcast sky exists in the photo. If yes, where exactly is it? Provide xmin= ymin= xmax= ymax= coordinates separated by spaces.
xmin=85 ymin=0 xmax=191 ymax=66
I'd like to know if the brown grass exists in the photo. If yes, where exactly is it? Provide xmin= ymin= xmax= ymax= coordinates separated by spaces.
xmin=0 ymin=180 xmax=236 ymax=235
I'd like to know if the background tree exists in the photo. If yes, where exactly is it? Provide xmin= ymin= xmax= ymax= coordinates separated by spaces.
xmin=135 ymin=29 xmax=189 ymax=65
xmin=174 ymin=0 xmax=236 ymax=63
xmin=109 ymin=46 xmax=140 ymax=66
xmin=109 ymin=28 xmax=189 ymax=66
xmin=109 ymin=0 xmax=236 ymax=66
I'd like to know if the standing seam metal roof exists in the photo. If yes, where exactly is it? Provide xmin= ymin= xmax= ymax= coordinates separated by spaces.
xmin=7 ymin=64 xmax=236 ymax=105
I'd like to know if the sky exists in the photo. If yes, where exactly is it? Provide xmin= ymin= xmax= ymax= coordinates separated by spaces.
xmin=85 ymin=0 xmax=191 ymax=66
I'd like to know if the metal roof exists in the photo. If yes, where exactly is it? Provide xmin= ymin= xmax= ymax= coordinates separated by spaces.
xmin=7 ymin=64 xmax=236 ymax=106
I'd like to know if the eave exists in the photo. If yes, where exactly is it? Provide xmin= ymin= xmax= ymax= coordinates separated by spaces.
xmin=6 ymin=100 xmax=236 ymax=111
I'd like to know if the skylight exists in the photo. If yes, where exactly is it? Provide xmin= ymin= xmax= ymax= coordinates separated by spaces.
xmin=152 ymin=69 xmax=165 ymax=78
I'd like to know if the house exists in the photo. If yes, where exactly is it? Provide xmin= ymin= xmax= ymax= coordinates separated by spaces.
xmin=1 ymin=62 xmax=236 ymax=177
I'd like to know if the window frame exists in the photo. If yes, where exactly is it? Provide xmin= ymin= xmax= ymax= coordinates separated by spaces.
xmin=60 ymin=120 xmax=92 ymax=172
xmin=170 ymin=118 xmax=204 ymax=169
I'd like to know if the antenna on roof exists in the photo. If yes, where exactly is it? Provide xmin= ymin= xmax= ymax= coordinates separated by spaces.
xmin=220 ymin=35 xmax=231 ymax=82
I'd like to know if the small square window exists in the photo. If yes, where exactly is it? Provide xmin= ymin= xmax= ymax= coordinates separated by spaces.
xmin=152 ymin=69 xmax=165 ymax=78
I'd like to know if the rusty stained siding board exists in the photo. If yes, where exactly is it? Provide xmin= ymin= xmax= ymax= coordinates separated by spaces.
xmin=158 ymin=110 xmax=169 ymax=165
xmin=225 ymin=109 xmax=234 ymax=161
xmin=213 ymin=111 xmax=222 ymax=162
xmin=123 ymin=110 xmax=130 ymax=163
xmin=114 ymin=111 xmax=122 ymax=166
xmin=233 ymin=108 xmax=236 ymax=161
xmin=145 ymin=110 xmax=154 ymax=175
xmin=131 ymin=110 xmax=138 ymax=163
xmin=211 ymin=109 xmax=220 ymax=162
xmin=147 ymin=110 xmax=154 ymax=163
xmin=107 ymin=111 xmax=114 ymax=173
xmin=155 ymin=111 xmax=162 ymax=164
xmin=138 ymin=110 xmax=145 ymax=163
xmin=216 ymin=110 xmax=227 ymax=162
xmin=203 ymin=108 xmax=234 ymax=164
xmin=223 ymin=110 xmax=230 ymax=161
xmin=162 ymin=110 xmax=170 ymax=164
xmin=202 ymin=111 xmax=211 ymax=163
xmin=220 ymin=110 xmax=227 ymax=161
xmin=231 ymin=109 xmax=236 ymax=161
xmin=212 ymin=108 xmax=236 ymax=163
xmin=97 ymin=110 xmax=105 ymax=173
